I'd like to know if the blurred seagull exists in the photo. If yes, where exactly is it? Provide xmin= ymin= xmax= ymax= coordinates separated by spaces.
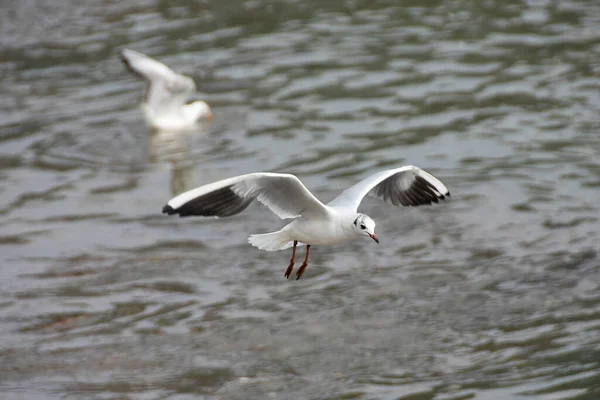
xmin=120 ymin=49 xmax=212 ymax=131
xmin=162 ymin=166 xmax=450 ymax=280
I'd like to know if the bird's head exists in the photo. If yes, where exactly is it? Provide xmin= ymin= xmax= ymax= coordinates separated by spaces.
xmin=186 ymin=100 xmax=213 ymax=122
xmin=352 ymin=213 xmax=378 ymax=243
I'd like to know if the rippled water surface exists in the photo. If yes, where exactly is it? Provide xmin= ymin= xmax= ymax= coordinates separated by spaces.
xmin=1 ymin=0 xmax=600 ymax=399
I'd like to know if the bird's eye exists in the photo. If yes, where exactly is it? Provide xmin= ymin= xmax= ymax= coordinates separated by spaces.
xmin=360 ymin=224 xmax=366 ymax=229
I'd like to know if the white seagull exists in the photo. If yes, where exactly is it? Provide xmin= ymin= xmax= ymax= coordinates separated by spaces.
xmin=120 ymin=49 xmax=213 ymax=131
xmin=162 ymin=166 xmax=450 ymax=279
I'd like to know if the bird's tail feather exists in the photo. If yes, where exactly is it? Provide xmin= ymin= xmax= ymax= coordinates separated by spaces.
xmin=248 ymin=231 xmax=295 ymax=251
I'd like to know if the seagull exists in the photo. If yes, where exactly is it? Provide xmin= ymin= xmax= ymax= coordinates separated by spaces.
xmin=120 ymin=49 xmax=213 ymax=131
xmin=162 ymin=166 xmax=450 ymax=280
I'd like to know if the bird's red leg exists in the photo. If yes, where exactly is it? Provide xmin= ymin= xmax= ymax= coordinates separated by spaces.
xmin=295 ymin=245 xmax=311 ymax=280
xmin=284 ymin=241 xmax=298 ymax=279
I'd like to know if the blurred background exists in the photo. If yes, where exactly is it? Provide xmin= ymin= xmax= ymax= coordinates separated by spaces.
xmin=1 ymin=0 xmax=599 ymax=399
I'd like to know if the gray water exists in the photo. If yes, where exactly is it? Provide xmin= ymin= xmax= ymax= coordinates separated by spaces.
xmin=1 ymin=0 xmax=600 ymax=399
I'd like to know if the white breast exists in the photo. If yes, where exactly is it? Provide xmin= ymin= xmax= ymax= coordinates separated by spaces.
xmin=284 ymin=210 xmax=355 ymax=246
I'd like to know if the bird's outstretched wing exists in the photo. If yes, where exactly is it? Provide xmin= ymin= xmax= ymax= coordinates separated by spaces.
xmin=120 ymin=49 xmax=195 ymax=112
xmin=327 ymin=165 xmax=450 ymax=211
xmin=163 ymin=173 xmax=329 ymax=219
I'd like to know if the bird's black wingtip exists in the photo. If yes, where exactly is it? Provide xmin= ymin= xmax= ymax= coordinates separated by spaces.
xmin=438 ymin=191 xmax=450 ymax=201
xmin=118 ymin=48 xmax=128 ymax=63
xmin=119 ymin=49 xmax=142 ymax=78
xmin=162 ymin=204 xmax=176 ymax=215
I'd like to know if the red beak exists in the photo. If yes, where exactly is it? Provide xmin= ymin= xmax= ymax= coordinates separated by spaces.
xmin=369 ymin=233 xmax=379 ymax=244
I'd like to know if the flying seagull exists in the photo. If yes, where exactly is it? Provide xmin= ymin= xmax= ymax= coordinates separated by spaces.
xmin=162 ymin=166 xmax=450 ymax=280
xmin=120 ymin=48 xmax=212 ymax=131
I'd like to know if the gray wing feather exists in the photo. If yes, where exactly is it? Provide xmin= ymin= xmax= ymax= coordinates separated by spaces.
xmin=163 ymin=173 xmax=328 ymax=219
xmin=328 ymin=165 xmax=450 ymax=211
xmin=120 ymin=49 xmax=195 ymax=111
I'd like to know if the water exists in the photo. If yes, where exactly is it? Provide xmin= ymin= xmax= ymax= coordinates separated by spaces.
xmin=1 ymin=0 xmax=599 ymax=399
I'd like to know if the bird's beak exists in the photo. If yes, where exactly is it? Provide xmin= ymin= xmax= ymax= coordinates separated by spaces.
xmin=369 ymin=233 xmax=379 ymax=244
xmin=205 ymin=112 xmax=213 ymax=122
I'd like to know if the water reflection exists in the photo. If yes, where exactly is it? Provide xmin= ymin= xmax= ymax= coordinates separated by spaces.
xmin=148 ymin=126 xmax=211 ymax=196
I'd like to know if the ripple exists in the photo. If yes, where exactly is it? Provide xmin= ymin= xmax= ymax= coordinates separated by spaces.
xmin=1 ymin=0 xmax=600 ymax=398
